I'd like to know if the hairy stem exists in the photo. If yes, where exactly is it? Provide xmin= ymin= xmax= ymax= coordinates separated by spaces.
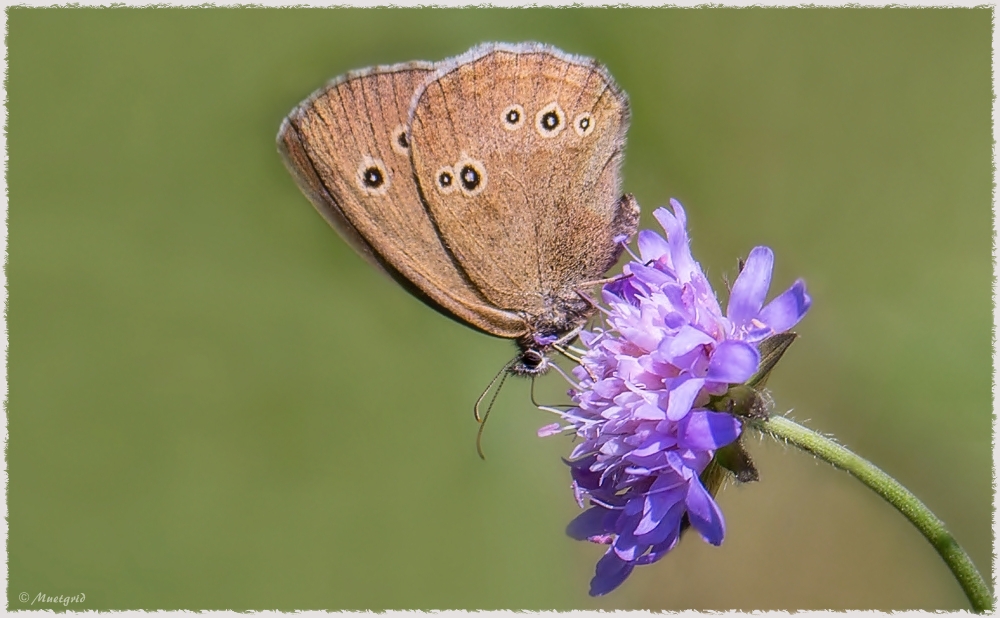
xmin=751 ymin=414 xmax=993 ymax=612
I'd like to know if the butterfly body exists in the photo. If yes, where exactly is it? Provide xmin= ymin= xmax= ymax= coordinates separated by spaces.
xmin=278 ymin=42 xmax=638 ymax=374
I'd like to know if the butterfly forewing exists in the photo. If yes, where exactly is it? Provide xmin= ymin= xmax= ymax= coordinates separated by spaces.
xmin=278 ymin=63 xmax=528 ymax=338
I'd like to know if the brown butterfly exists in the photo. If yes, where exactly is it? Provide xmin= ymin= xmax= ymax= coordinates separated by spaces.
xmin=277 ymin=42 xmax=638 ymax=377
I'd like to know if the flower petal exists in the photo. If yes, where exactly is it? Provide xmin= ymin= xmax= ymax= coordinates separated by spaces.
xmin=677 ymin=411 xmax=742 ymax=451
xmin=635 ymin=529 xmax=682 ymax=565
xmin=590 ymin=549 xmax=635 ymax=597
xmin=635 ymin=480 xmax=686 ymax=538
xmin=654 ymin=201 xmax=698 ymax=285
xmin=631 ymin=432 xmax=674 ymax=458
xmin=685 ymin=477 xmax=726 ymax=546
xmin=566 ymin=506 xmax=616 ymax=540
xmin=706 ymin=340 xmax=760 ymax=383
xmin=637 ymin=229 xmax=670 ymax=262
xmin=661 ymin=324 xmax=714 ymax=359
xmin=629 ymin=261 xmax=676 ymax=288
xmin=633 ymin=402 xmax=666 ymax=421
xmin=727 ymin=246 xmax=774 ymax=326
xmin=666 ymin=376 xmax=704 ymax=421
xmin=612 ymin=510 xmax=649 ymax=562
xmin=758 ymin=279 xmax=812 ymax=333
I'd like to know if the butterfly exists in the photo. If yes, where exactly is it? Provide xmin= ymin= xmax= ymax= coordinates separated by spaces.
xmin=277 ymin=42 xmax=638 ymax=377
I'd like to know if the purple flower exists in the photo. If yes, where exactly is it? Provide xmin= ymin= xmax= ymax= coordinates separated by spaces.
xmin=540 ymin=199 xmax=811 ymax=596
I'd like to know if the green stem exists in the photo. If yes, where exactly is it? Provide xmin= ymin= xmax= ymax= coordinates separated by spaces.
xmin=750 ymin=414 xmax=993 ymax=612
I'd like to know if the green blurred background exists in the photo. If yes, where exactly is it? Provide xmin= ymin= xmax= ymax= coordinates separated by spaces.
xmin=7 ymin=7 xmax=992 ymax=611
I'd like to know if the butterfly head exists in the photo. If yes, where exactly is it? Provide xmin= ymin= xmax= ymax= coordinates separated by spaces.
xmin=511 ymin=346 xmax=550 ymax=376
xmin=509 ymin=323 xmax=585 ymax=376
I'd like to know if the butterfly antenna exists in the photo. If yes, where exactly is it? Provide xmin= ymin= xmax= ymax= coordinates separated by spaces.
xmin=475 ymin=370 xmax=509 ymax=460
xmin=474 ymin=357 xmax=516 ymax=422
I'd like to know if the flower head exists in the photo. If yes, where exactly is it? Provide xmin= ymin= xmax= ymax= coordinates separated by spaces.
xmin=540 ymin=199 xmax=811 ymax=596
